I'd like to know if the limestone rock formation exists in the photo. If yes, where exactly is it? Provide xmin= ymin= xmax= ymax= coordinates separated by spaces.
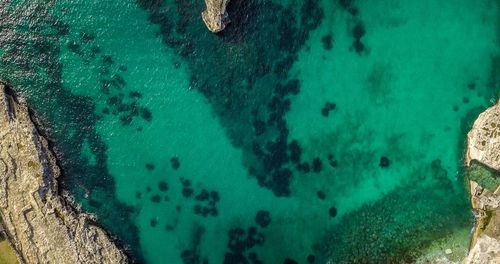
xmin=202 ymin=0 xmax=230 ymax=32
xmin=464 ymin=181 xmax=500 ymax=264
xmin=466 ymin=102 xmax=500 ymax=170
xmin=0 ymin=83 xmax=128 ymax=264
xmin=465 ymin=100 xmax=500 ymax=264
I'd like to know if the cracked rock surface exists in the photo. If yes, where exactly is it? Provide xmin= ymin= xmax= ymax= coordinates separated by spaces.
xmin=0 ymin=83 xmax=128 ymax=264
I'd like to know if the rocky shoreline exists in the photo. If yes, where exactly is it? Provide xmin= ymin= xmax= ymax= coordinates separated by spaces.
xmin=0 ymin=83 xmax=128 ymax=264
xmin=464 ymin=100 xmax=500 ymax=263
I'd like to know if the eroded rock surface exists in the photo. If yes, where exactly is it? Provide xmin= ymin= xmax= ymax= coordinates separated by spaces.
xmin=464 ymin=181 xmax=500 ymax=264
xmin=465 ymin=100 xmax=500 ymax=264
xmin=202 ymin=0 xmax=230 ymax=32
xmin=466 ymin=102 xmax=500 ymax=170
xmin=0 ymin=83 xmax=128 ymax=264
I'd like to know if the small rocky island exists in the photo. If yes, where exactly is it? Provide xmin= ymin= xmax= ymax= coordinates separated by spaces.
xmin=0 ymin=83 xmax=128 ymax=264
xmin=202 ymin=0 xmax=230 ymax=32
xmin=464 ymin=100 xmax=500 ymax=263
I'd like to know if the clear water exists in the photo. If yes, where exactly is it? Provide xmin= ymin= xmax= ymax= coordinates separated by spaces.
xmin=0 ymin=0 xmax=499 ymax=263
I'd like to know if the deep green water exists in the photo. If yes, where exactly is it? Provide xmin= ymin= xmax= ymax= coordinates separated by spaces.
xmin=0 ymin=0 xmax=499 ymax=263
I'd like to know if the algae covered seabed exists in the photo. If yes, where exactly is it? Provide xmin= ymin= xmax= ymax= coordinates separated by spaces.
xmin=0 ymin=0 xmax=499 ymax=263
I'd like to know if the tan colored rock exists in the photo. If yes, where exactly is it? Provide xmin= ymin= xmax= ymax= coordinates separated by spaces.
xmin=466 ymin=100 xmax=500 ymax=170
xmin=464 ymin=235 xmax=500 ymax=264
xmin=202 ymin=0 xmax=230 ymax=32
xmin=0 ymin=83 xmax=128 ymax=264
xmin=464 ymin=100 xmax=500 ymax=264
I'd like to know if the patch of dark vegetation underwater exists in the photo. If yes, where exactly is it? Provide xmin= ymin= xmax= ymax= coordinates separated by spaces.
xmin=313 ymin=160 xmax=472 ymax=263
xmin=136 ymin=0 xmax=324 ymax=197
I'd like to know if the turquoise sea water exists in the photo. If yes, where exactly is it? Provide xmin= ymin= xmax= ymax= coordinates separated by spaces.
xmin=0 ymin=0 xmax=499 ymax=263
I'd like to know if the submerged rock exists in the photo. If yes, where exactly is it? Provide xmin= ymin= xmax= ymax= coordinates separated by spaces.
xmin=255 ymin=210 xmax=271 ymax=228
xmin=379 ymin=156 xmax=390 ymax=168
xmin=328 ymin=206 xmax=337 ymax=218
xmin=202 ymin=0 xmax=231 ymax=33
xmin=0 ymin=83 xmax=128 ymax=264
xmin=307 ymin=254 xmax=316 ymax=263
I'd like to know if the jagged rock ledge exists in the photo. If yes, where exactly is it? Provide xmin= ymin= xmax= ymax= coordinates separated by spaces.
xmin=202 ymin=0 xmax=230 ymax=32
xmin=464 ymin=100 xmax=500 ymax=263
xmin=0 ymin=83 xmax=128 ymax=264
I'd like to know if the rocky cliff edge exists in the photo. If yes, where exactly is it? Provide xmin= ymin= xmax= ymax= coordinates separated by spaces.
xmin=464 ymin=100 xmax=500 ymax=264
xmin=0 ymin=83 xmax=128 ymax=264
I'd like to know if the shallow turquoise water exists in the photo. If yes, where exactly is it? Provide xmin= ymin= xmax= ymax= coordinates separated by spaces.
xmin=0 ymin=0 xmax=499 ymax=263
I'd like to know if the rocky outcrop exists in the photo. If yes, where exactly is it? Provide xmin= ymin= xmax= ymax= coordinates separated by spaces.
xmin=463 ymin=180 xmax=500 ymax=264
xmin=466 ymin=102 xmax=500 ymax=170
xmin=0 ymin=83 xmax=128 ymax=264
xmin=201 ymin=0 xmax=230 ymax=32
xmin=465 ymin=100 xmax=500 ymax=263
